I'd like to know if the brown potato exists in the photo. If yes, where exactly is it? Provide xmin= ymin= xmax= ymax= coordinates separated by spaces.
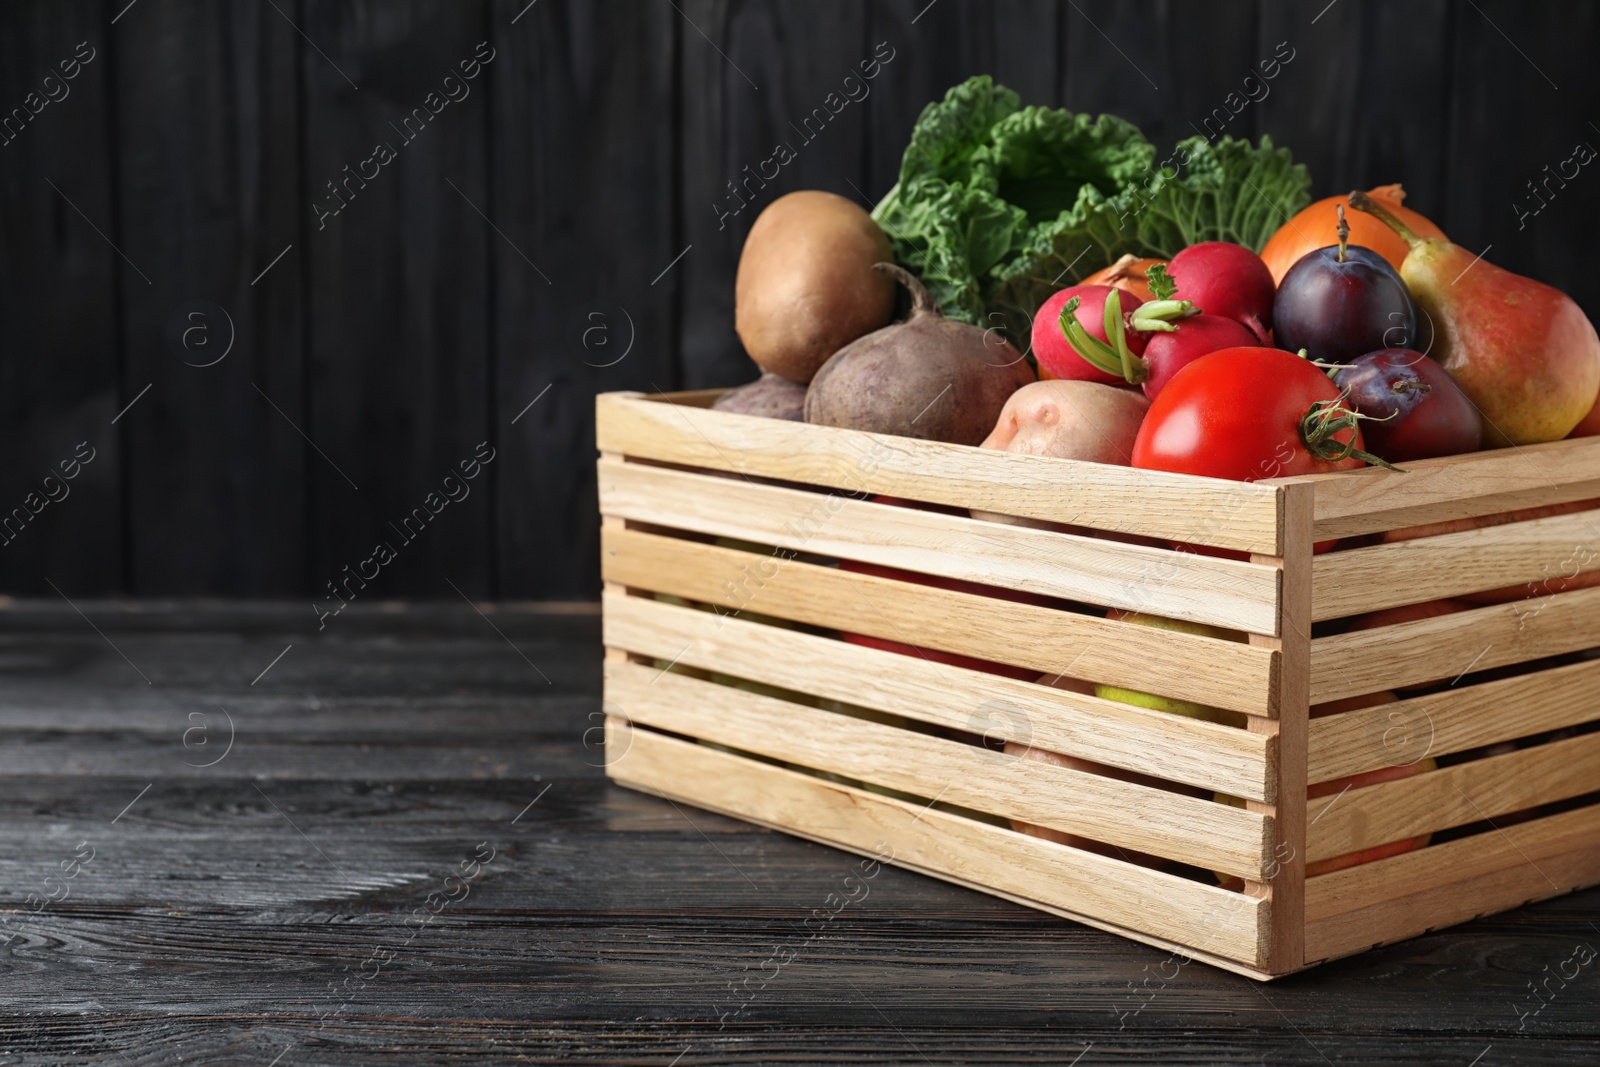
xmin=735 ymin=191 xmax=895 ymax=383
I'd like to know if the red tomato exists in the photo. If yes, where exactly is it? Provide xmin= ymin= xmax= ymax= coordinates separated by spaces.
xmin=1131 ymin=347 xmax=1369 ymax=481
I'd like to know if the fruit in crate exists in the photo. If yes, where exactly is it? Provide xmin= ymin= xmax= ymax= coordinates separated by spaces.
xmin=805 ymin=264 xmax=1033 ymax=445
xmin=1260 ymin=184 xmax=1446 ymax=283
xmin=734 ymin=190 xmax=897 ymax=383
xmin=1351 ymin=189 xmax=1600 ymax=445
xmin=1273 ymin=207 xmax=1419 ymax=363
xmin=1333 ymin=348 xmax=1482 ymax=462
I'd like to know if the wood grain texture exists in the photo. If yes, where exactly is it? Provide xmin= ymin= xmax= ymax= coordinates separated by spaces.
xmin=1307 ymin=657 xmax=1600 ymax=784
xmin=301 ymin=0 xmax=492 ymax=598
xmin=1305 ymin=805 xmax=1600 ymax=963
xmin=598 ymin=455 xmax=1283 ymax=633
xmin=601 ymin=525 xmax=1280 ymax=715
xmin=608 ymin=718 xmax=1270 ymax=967
xmin=1270 ymin=436 xmax=1600 ymax=542
xmin=2 ymin=601 xmax=1599 ymax=1062
xmin=607 ymin=660 xmax=1273 ymax=878
xmin=0 ymin=0 xmax=120 ymax=595
xmin=491 ymin=0 xmax=679 ymax=599
xmin=1311 ymin=503 xmax=1600 ymax=620
xmin=596 ymin=392 xmax=1285 ymax=553
xmin=603 ymin=591 xmax=1276 ymax=799
xmin=115 ymin=0 xmax=306 ymax=595
xmin=1306 ymin=731 xmax=1600 ymax=863
xmin=1309 ymin=585 xmax=1600 ymax=703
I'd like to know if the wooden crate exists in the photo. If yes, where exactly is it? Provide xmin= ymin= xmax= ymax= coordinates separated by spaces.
xmin=594 ymin=388 xmax=1600 ymax=978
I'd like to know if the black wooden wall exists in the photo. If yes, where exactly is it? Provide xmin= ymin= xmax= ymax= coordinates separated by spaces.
xmin=2 ymin=0 xmax=1597 ymax=600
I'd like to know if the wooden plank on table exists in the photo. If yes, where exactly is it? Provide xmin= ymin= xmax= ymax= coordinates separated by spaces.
xmin=116 ymin=0 xmax=305 ymax=594
xmin=597 ymin=392 xmax=1285 ymax=554
xmin=598 ymin=455 xmax=1283 ymax=634
xmin=603 ymin=591 xmax=1275 ymax=800
xmin=602 ymin=526 xmax=1280 ymax=716
xmin=493 ymin=0 xmax=678 ymax=599
xmin=606 ymin=659 xmax=1272 ymax=878
xmin=0 ymin=2 xmax=120 ymax=595
xmin=302 ymin=0 xmax=491 ymax=597
xmin=1308 ymin=657 xmax=1600 ymax=784
xmin=1309 ymin=585 xmax=1600 ymax=703
xmin=1270 ymin=438 xmax=1600 ymax=542
xmin=1307 ymin=731 xmax=1600 ymax=863
xmin=1305 ymin=804 xmax=1600 ymax=962
xmin=677 ymin=0 xmax=870 ymax=391
xmin=607 ymin=718 xmax=1268 ymax=969
xmin=1311 ymin=505 xmax=1600 ymax=620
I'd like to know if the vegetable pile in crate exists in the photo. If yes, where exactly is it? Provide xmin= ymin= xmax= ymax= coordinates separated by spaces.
xmin=596 ymin=76 xmax=1600 ymax=977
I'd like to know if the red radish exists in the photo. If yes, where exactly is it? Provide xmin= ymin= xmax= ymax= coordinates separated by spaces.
xmin=1056 ymin=267 xmax=1259 ymax=400
xmin=1137 ymin=315 xmax=1260 ymax=399
xmin=1166 ymin=241 xmax=1277 ymax=344
xmin=1033 ymin=285 xmax=1146 ymax=384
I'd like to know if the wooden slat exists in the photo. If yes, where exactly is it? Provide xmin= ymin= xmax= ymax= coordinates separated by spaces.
xmin=1307 ymin=731 xmax=1600 ymax=863
xmin=606 ymin=719 xmax=1268 ymax=968
xmin=596 ymin=392 xmax=1285 ymax=553
xmin=1308 ymin=658 xmax=1600 ymax=784
xmin=1269 ymin=436 xmax=1600 ymax=541
xmin=1304 ymin=804 xmax=1600 ymax=962
xmin=1311 ymin=505 xmax=1600 ymax=620
xmin=602 ymin=526 xmax=1280 ymax=716
xmin=1248 ymin=482 xmax=1313 ymax=974
xmin=1309 ymin=585 xmax=1600 ymax=703
xmin=603 ymin=592 xmax=1274 ymax=800
xmin=605 ymin=661 xmax=1271 ymax=878
xmin=598 ymin=456 xmax=1282 ymax=634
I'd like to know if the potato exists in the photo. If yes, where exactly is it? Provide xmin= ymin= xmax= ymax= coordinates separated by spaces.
xmin=735 ymin=191 xmax=895 ymax=383
xmin=980 ymin=379 xmax=1149 ymax=463
xmin=710 ymin=373 xmax=806 ymax=420
xmin=804 ymin=264 xmax=1033 ymax=445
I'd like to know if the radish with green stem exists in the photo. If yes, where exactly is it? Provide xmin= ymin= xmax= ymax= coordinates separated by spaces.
xmin=1058 ymin=264 xmax=1258 ymax=400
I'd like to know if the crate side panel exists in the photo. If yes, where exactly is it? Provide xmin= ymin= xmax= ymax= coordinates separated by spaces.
xmin=603 ymin=592 xmax=1275 ymax=800
xmin=598 ymin=457 xmax=1282 ymax=634
xmin=1307 ymin=658 xmax=1600 ymax=784
xmin=596 ymin=392 xmax=1283 ymax=553
xmin=607 ymin=660 xmax=1272 ymax=879
xmin=1270 ymin=435 xmax=1600 ymax=542
xmin=601 ymin=526 xmax=1279 ymax=716
xmin=1310 ymin=504 xmax=1600 ymax=621
xmin=1303 ymin=803 xmax=1600 ymax=962
xmin=1306 ymin=730 xmax=1600 ymax=863
xmin=605 ymin=718 xmax=1269 ymax=968
xmin=1308 ymin=586 xmax=1600 ymax=702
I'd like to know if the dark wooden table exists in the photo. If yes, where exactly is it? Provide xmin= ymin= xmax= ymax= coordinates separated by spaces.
xmin=2 ymin=602 xmax=1596 ymax=1064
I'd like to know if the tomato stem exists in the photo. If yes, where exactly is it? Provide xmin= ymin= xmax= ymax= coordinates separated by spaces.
xmin=1299 ymin=392 xmax=1405 ymax=472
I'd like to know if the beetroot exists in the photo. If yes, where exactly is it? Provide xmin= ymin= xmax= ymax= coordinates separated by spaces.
xmin=1166 ymin=242 xmax=1277 ymax=344
xmin=1033 ymin=284 xmax=1146 ymax=384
